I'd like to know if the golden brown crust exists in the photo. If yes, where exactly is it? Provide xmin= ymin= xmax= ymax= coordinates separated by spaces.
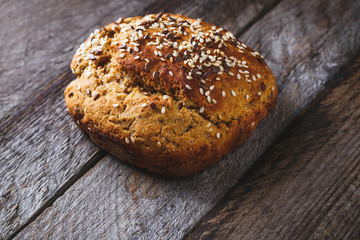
xmin=64 ymin=13 xmax=278 ymax=177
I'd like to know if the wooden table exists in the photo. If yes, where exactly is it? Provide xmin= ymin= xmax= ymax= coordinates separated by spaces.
xmin=1 ymin=0 xmax=359 ymax=239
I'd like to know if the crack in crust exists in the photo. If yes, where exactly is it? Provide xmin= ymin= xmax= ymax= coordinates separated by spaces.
xmin=64 ymin=13 xmax=277 ymax=177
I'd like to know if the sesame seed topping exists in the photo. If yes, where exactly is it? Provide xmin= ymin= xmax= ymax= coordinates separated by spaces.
xmin=157 ymin=141 xmax=161 ymax=147
xmin=125 ymin=137 xmax=130 ymax=144
xmin=199 ymin=106 xmax=204 ymax=113
xmin=161 ymin=106 xmax=166 ymax=113
xmin=130 ymin=136 xmax=135 ymax=143
xmin=272 ymin=86 xmax=275 ymax=91
xmin=216 ymin=132 xmax=221 ymax=139
xmin=258 ymin=92 xmax=262 ymax=95
xmin=77 ymin=14 xmax=270 ymax=113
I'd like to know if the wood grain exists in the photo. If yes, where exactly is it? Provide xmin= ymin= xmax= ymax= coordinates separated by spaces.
xmin=13 ymin=0 xmax=360 ymax=239
xmin=0 ymin=0 xmax=280 ymax=239
xmin=187 ymin=55 xmax=360 ymax=240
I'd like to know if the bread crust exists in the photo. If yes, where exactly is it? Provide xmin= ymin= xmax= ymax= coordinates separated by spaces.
xmin=64 ymin=13 xmax=277 ymax=177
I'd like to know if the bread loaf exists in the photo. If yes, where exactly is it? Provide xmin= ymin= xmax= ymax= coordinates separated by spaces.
xmin=64 ymin=13 xmax=277 ymax=177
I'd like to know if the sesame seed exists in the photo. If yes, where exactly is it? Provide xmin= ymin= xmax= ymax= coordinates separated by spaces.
xmin=216 ymin=77 xmax=221 ymax=81
xmin=141 ymin=103 xmax=147 ymax=107
xmin=261 ymin=82 xmax=266 ymax=90
xmin=199 ymin=88 xmax=204 ymax=94
xmin=222 ymin=91 xmax=226 ymax=97
xmin=185 ymin=84 xmax=192 ymax=90
xmin=86 ymin=88 xmax=91 ymax=97
xmin=161 ymin=106 xmax=166 ymax=113
xmin=186 ymin=76 xmax=193 ymax=80
xmin=216 ymin=132 xmax=221 ymax=139
xmin=78 ymin=84 xmax=81 ymax=90
xmin=157 ymin=141 xmax=161 ymax=147
xmin=212 ymin=99 xmax=217 ymax=104
xmin=205 ymin=91 xmax=210 ymax=96
xmin=251 ymin=122 xmax=256 ymax=127
xmin=252 ymin=75 xmax=256 ymax=81
xmin=209 ymin=85 xmax=215 ymax=91
xmin=163 ymin=95 xmax=170 ymax=99
xmin=207 ymin=96 xmax=211 ymax=103
xmin=153 ymin=71 xmax=159 ymax=78
xmin=257 ymin=74 xmax=261 ymax=79
xmin=246 ymin=95 xmax=249 ymax=101
xmin=134 ymin=56 xmax=140 ymax=59
xmin=134 ymin=46 xmax=139 ymax=52
xmin=237 ymin=73 xmax=241 ymax=79
xmin=199 ymin=106 xmax=204 ymax=113
xmin=125 ymin=137 xmax=130 ymax=144
xmin=130 ymin=136 xmax=135 ymax=143
xmin=272 ymin=86 xmax=275 ymax=91
xmin=258 ymin=92 xmax=262 ymax=95
xmin=231 ymin=90 xmax=236 ymax=96
xmin=169 ymin=71 xmax=173 ymax=76
xmin=120 ymin=53 xmax=125 ymax=58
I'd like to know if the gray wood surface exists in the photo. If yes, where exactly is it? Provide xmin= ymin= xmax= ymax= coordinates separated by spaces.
xmin=187 ymin=55 xmax=360 ymax=240
xmin=0 ymin=0 xmax=280 ymax=239
xmin=12 ymin=0 xmax=360 ymax=239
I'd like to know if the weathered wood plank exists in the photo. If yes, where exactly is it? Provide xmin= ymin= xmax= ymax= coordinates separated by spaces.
xmin=187 ymin=55 xmax=360 ymax=240
xmin=0 ymin=0 xmax=280 ymax=239
xmin=13 ymin=0 xmax=360 ymax=239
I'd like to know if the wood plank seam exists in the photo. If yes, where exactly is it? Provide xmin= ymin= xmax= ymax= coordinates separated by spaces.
xmin=7 ymin=150 xmax=105 ymax=240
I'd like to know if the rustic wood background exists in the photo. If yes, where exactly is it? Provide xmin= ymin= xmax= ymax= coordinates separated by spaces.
xmin=0 ymin=0 xmax=359 ymax=239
